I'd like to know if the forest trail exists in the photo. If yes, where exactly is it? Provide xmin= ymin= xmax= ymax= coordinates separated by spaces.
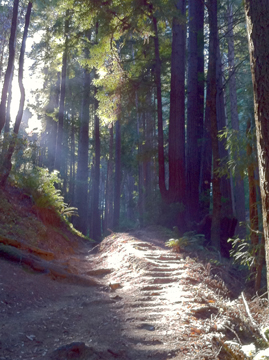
xmin=0 ymin=228 xmax=261 ymax=360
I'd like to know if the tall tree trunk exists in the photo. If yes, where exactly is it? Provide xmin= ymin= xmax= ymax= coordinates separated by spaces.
xmin=169 ymin=0 xmax=186 ymax=207
xmin=104 ymin=123 xmax=114 ymax=232
xmin=200 ymin=100 xmax=212 ymax=218
xmin=90 ymin=24 xmax=101 ymax=240
xmin=255 ymin=235 xmax=265 ymax=292
xmin=186 ymin=0 xmax=204 ymax=223
xmin=62 ymin=129 xmax=68 ymax=197
xmin=152 ymin=2 xmax=187 ymax=218
xmin=0 ymin=39 xmax=7 ymax=82
xmin=227 ymin=2 xmax=246 ymax=236
xmin=46 ymin=73 xmax=60 ymax=171
xmin=138 ymin=109 xmax=145 ymax=226
xmin=246 ymin=120 xmax=261 ymax=290
xmin=152 ymin=13 xmax=168 ymax=201
xmin=134 ymin=85 xmax=145 ymax=226
xmin=54 ymin=12 xmax=69 ymax=171
xmin=145 ymin=90 xmax=153 ymax=214
xmin=244 ymin=0 xmax=269 ymax=296
xmin=152 ymin=87 xmax=158 ymax=195
xmin=126 ymin=173 xmax=135 ymax=222
xmin=113 ymin=119 xmax=121 ymax=230
xmin=74 ymin=63 xmax=91 ymax=235
xmin=207 ymin=0 xmax=221 ymax=249
xmin=0 ymin=0 xmax=19 ymax=134
xmin=216 ymin=40 xmax=233 ymax=216
xmin=246 ymin=120 xmax=259 ymax=247
xmin=0 ymin=1 xmax=32 ymax=186
xmin=100 ymin=162 xmax=106 ymax=230
xmin=91 ymin=94 xmax=101 ymax=240
xmin=5 ymin=65 xmax=14 ymax=135
xmin=1 ymin=66 xmax=14 ymax=157
xmin=69 ymin=110 xmax=76 ymax=206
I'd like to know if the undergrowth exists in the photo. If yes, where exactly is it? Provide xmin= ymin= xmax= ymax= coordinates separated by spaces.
xmin=12 ymin=167 xmax=76 ymax=217
xmin=165 ymin=230 xmax=205 ymax=252
xmin=8 ymin=166 xmax=93 ymax=242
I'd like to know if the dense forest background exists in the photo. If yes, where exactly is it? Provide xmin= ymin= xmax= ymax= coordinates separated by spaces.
xmin=0 ymin=0 xmax=266 ymax=289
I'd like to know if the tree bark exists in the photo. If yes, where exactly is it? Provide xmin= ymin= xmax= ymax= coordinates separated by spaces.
xmin=145 ymin=90 xmax=153 ymax=215
xmin=104 ymin=123 xmax=114 ymax=232
xmin=54 ymin=12 xmax=69 ymax=172
xmin=200 ymin=99 xmax=212 ymax=218
xmin=91 ymin=93 xmax=101 ymax=240
xmin=152 ymin=14 xmax=168 ymax=201
xmin=45 ymin=73 xmax=60 ymax=171
xmin=246 ymin=119 xmax=262 ymax=290
xmin=74 ymin=62 xmax=91 ymax=235
xmin=1 ymin=66 xmax=14 ymax=157
xmin=5 ymin=65 xmax=14 ymax=135
xmin=216 ymin=40 xmax=233 ymax=216
xmin=69 ymin=108 xmax=76 ymax=206
xmin=186 ymin=0 xmax=204 ymax=223
xmin=152 ymin=2 xmax=187 ymax=218
xmin=207 ymin=0 xmax=221 ymax=250
xmin=0 ymin=0 xmax=19 ymax=134
xmin=0 ymin=39 xmax=7 ymax=82
xmin=246 ymin=120 xmax=259 ymax=248
xmin=0 ymin=1 xmax=32 ymax=187
xmin=138 ymin=109 xmax=145 ymax=226
xmin=255 ymin=235 xmax=265 ymax=292
xmin=113 ymin=119 xmax=121 ymax=230
xmin=227 ymin=2 xmax=246 ymax=235
xmin=244 ymin=0 xmax=269 ymax=296
xmin=169 ymin=0 xmax=186 ymax=206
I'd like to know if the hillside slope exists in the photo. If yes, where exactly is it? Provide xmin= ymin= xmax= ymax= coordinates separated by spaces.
xmin=0 ymin=185 xmax=91 ymax=257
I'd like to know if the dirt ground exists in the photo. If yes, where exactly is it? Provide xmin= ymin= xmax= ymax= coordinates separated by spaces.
xmin=0 ymin=227 xmax=268 ymax=360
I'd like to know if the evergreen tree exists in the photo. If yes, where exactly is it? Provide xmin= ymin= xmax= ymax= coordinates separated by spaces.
xmin=244 ymin=0 xmax=269 ymax=296
xmin=186 ymin=0 xmax=204 ymax=223
xmin=0 ymin=1 xmax=32 ymax=186
xmin=207 ymin=0 xmax=221 ymax=249
xmin=0 ymin=0 xmax=19 ymax=134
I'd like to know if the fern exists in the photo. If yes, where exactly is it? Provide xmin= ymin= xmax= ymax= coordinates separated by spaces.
xmin=228 ymin=237 xmax=256 ymax=268
xmin=14 ymin=167 xmax=78 ymax=219
xmin=61 ymin=206 xmax=78 ymax=218
xmin=165 ymin=231 xmax=205 ymax=252
xmin=165 ymin=237 xmax=189 ymax=251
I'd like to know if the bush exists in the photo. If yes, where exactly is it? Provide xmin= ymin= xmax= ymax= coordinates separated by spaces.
xmin=165 ymin=231 xmax=205 ymax=252
xmin=14 ymin=167 xmax=77 ymax=220
xmin=228 ymin=236 xmax=256 ymax=269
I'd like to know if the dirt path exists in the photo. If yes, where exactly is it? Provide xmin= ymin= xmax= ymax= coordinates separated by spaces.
xmin=0 ymin=228 xmax=260 ymax=360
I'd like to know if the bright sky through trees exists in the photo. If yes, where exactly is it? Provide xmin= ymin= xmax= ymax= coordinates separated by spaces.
xmin=8 ymin=34 xmax=43 ymax=133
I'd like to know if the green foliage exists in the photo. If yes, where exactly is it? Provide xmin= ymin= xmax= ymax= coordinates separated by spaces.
xmin=228 ymin=236 xmax=259 ymax=269
xmin=165 ymin=231 xmax=205 ymax=252
xmin=208 ymin=258 xmax=222 ymax=266
xmin=165 ymin=237 xmax=188 ymax=251
xmin=66 ymin=222 xmax=94 ymax=241
xmin=1 ymin=135 xmax=28 ymax=166
xmin=14 ymin=167 xmax=77 ymax=219
xmin=218 ymin=128 xmax=251 ymax=179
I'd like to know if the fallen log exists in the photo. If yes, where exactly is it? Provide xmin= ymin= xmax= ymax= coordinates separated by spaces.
xmin=0 ymin=234 xmax=55 ymax=260
xmin=0 ymin=244 xmax=101 ymax=287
